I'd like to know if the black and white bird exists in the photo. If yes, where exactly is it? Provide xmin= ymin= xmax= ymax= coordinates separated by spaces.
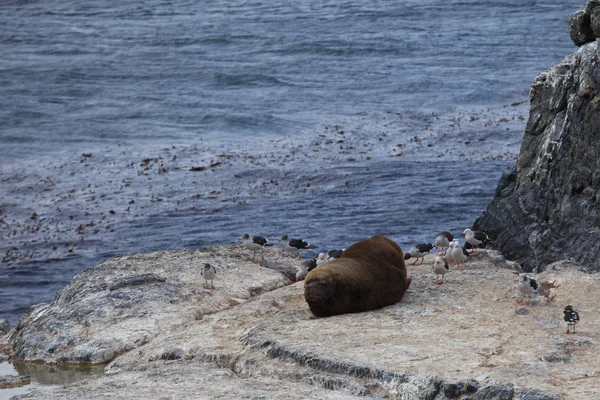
xmin=404 ymin=243 xmax=434 ymax=265
xmin=432 ymin=256 xmax=449 ymax=285
xmin=239 ymin=234 xmax=273 ymax=261
xmin=434 ymin=231 xmax=454 ymax=255
xmin=296 ymin=258 xmax=316 ymax=281
xmin=326 ymin=249 xmax=344 ymax=260
xmin=280 ymin=235 xmax=312 ymax=259
xmin=461 ymin=229 xmax=491 ymax=253
xmin=517 ymin=275 xmax=538 ymax=305
xmin=563 ymin=305 xmax=580 ymax=334
xmin=201 ymin=263 xmax=217 ymax=289
xmin=446 ymin=240 xmax=469 ymax=268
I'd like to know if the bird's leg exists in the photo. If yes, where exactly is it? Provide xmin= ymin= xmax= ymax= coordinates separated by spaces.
xmin=297 ymin=253 xmax=302 ymax=260
xmin=251 ymin=252 xmax=255 ymax=261
xmin=261 ymin=249 xmax=265 ymax=260
xmin=411 ymin=259 xmax=418 ymax=265
xmin=419 ymin=258 xmax=425 ymax=265
xmin=517 ymin=296 xmax=524 ymax=305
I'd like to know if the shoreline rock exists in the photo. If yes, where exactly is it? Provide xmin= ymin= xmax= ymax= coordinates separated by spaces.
xmin=8 ymin=245 xmax=293 ymax=364
xmin=475 ymin=38 xmax=600 ymax=272
xmin=7 ymin=246 xmax=599 ymax=399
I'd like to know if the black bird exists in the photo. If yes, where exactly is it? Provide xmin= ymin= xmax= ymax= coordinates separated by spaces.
xmin=564 ymin=305 xmax=580 ymax=334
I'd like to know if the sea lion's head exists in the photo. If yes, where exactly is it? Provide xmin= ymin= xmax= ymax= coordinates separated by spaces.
xmin=304 ymin=280 xmax=336 ymax=317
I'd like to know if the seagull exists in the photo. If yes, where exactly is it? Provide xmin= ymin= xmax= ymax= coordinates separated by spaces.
xmin=326 ymin=249 xmax=344 ymax=260
xmin=446 ymin=240 xmax=469 ymax=268
xmin=280 ymin=235 xmax=312 ymax=259
xmin=432 ymin=256 xmax=449 ymax=285
xmin=316 ymin=253 xmax=328 ymax=266
xmin=404 ymin=243 xmax=434 ymax=265
xmin=239 ymin=234 xmax=273 ymax=261
xmin=461 ymin=229 xmax=491 ymax=253
xmin=517 ymin=275 xmax=538 ymax=305
xmin=434 ymin=231 xmax=454 ymax=255
xmin=296 ymin=259 xmax=315 ymax=281
xmin=564 ymin=305 xmax=580 ymax=334
xmin=200 ymin=263 xmax=217 ymax=289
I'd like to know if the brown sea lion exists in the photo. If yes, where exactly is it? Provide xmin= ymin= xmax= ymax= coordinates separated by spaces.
xmin=304 ymin=235 xmax=411 ymax=317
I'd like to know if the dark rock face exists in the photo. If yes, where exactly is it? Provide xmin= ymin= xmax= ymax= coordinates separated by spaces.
xmin=474 ymin=42 xmax=600 ymax=272
xmin=568 ymin=9 xmax=595 ymax=46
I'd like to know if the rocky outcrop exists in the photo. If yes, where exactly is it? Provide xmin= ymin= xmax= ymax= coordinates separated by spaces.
xmin=8 ymin=245 xmax=293 ymax=364
xmin=474 ymin=38 xmax=600 ymax=272
xmin=0 ymin=319 xmax=9 ymax=336
xmin=9 ymin=248 xmax=600 ymax=399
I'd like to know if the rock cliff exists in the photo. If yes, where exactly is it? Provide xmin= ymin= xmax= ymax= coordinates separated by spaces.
xmin=5 ymin=245 xmax=600 ymax=399
xmin=474 ymin=39 xmax=600 ymax=272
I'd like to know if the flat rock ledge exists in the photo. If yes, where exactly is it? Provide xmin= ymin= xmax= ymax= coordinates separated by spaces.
xmin=9 ymin=246 xmax=600 ymax=399
xmin=0 ymin=375 xmax=31 ymax=389
xmin=8 ymin=245 xmax=293 ymax=364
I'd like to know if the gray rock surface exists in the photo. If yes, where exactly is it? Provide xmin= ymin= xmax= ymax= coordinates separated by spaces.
xmin=586 ymin=0 xmax=600 ymax=38
xmin=474 ymin=40 xmax=600 ymax=272
xmin=10 ymin=249 xmax=600 ymax=399
xmin=0 ymin=319 xmax=9 ymax=335
xmin=8 ymin=245 xmax=292 ymax=364
xmin=0 ymin=375 xmax=30 ymax=389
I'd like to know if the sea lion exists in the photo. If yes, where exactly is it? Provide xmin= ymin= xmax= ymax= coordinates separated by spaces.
xmin=304 ymin=235 xmax=411 ymax=317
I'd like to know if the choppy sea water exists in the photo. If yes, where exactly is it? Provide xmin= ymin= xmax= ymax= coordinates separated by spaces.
xmin=0 ymin=0 xmax=577 ymax=327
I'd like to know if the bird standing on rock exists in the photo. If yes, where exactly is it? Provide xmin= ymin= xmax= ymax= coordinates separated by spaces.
xmin=461 ymin=229 xmax=491 ymax=253
xmin=564 ymin=305 xmax=580 ymax=334
xmin=280 ymin=235 xmax=312 ymax=259
xmin=239 ymin=234 xmax=273 ymax=261
xmin=326 ymin=249 xmax=344 ymax=260
xmin=201 ymin=263 xmax=217 ymax=289
xmin=316 ymin=253 xmax=328 ymax=266
xmin=446 ymin=240 xmax=469 ymax=268
xmin=517 ymin=275 xmax=538 ymax=305
xmin=404 ymin=243 xmax=434 ymax=265
xmin=434 ymin=231 xmax=454 ymax=255
xmin=296 ymin=258 xmax=316 ymax=281
xmin=432 ymin=256 xmax=449 ymax=285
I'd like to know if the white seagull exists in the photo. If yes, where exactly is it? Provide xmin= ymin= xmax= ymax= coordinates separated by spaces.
xmin=316 ymin=253 xmax=328 ymax=266
xmin=201 ymin=263 xmax=217 ymax=289
xmin=446 ymin=240 xmax=469 ymax=268
xmin=461 ymin=228 xmax=491 ymax=253
xmin=432 ymin=256 xmax=449 ymax=285
xmin=434 ymin=231 xmax=454 ymax=255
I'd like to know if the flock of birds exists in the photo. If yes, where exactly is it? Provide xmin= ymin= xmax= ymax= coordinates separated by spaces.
xmin=197 ymin=230 xmax=580 ymax=334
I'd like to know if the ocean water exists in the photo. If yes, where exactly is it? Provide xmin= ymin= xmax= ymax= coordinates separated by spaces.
xmin=0 ymin=0 xmax=577 ymax=325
